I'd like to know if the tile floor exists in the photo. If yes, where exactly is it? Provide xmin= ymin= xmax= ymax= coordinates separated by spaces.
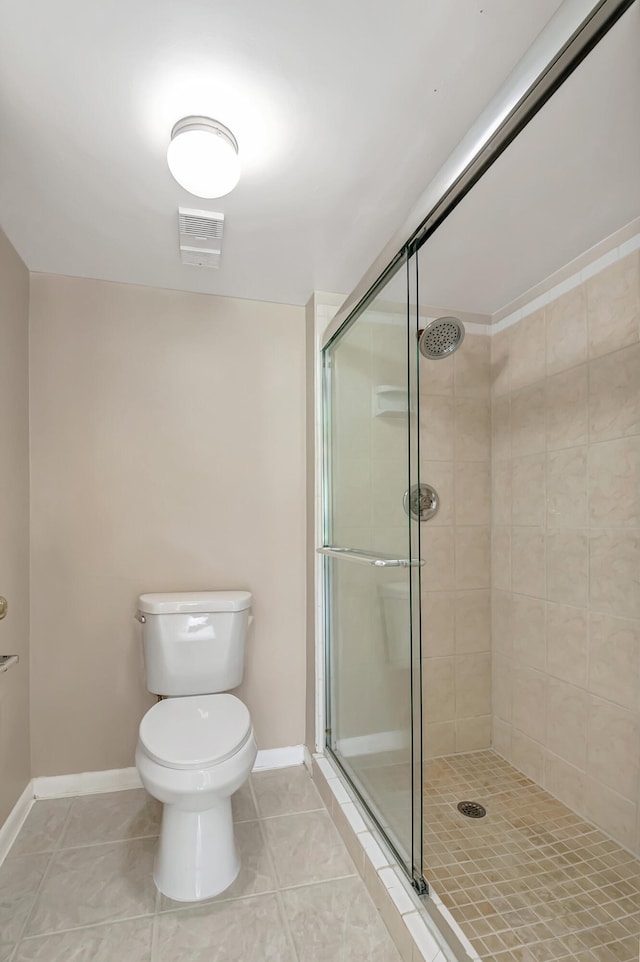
xmin=424 ymin=751 xmax=640 ymax=962
xmin=0 ymin=767 xmax=402 ymax=962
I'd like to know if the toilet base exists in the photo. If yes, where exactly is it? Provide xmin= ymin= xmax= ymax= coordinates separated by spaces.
xmin=154 ymin=797 xmax=240 ymax=902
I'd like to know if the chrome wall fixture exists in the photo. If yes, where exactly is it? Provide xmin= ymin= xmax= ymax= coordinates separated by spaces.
xmin=403 ymin=484 xmax=440 ymax=522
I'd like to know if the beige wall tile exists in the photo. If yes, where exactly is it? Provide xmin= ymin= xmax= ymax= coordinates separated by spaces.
xmin=589 ymin=342 xmax=640 ymax=443
xmin=546 ymin=447 xmax=588 ymax=528
xmin=589 ymin=530 xmax=640 ymax=620
xmin=511 ymin=383 xmax=545 ymax=457
xmin=546 ymin=528 xmax=589 ymax=607
xmin=491 ymin=526 xmax=511 ymax=591
xmin=422 ymin=460 xmax=454 ymax=526
xmin=423 ymin=720 xmax=455 ymax=759
xmin=585 ymin=777 xmax=637 ymax=853
xmin=512 ymin=668 xmax=546 ymax=743
xmin=455 ymin=461 xmax=490 ymax=526
xmin=546 ymin=603 xmax=588 ymax=688
xmin=491 ymin=328 xmax=511 ymax=397
xmin=455 ymin=653 xmax=491 ymax=717
xmin=422 ymin=527 xmax=455 ymax=592
xmin=492 ymin=590 xmax=513 ymax=655
xmin=587 ymin=251 xmax=640 ymax=360
xmin=511 ymin=527 xmax=546 ymax=598
xmin=492 ymin=654 xmax=512 ymax=722
xmin=545 ymin=285 xmax=587 ymax=376
xmin=512 ymin=595 xmax=546 ymax=671
xmin=454 ymin=333 xmax=491 ymax=399
xmin=492 ymin=717 xmax=512 ymax=758
xmin=420 ymin=353 xmax=454 ymax=397
xmin=545 ymin=364 xmax=588 ymax=451
xmin=511 ymin=453 xmax=545 ymax=526
xmin=510 ymin=309 xmax=546 ymax=391
xmin=492 ymin=396 xmax=511 ymax=462
xmin=456 ymin=715 xmax=491 ymax=753
xmin=492 ymin=459 xmax=512 ymax=526
xmin=544 ymin=752 xmax=586 ymax=815
xmin=511 ymin=729 xmax=545 ymax=783
xmin=421 ymin=590 xmax=455 ymax=657
xmin=455 ymin=589 xmax=490 ymax=653
xmin=455 ymin=527 xmax=490 ymax=589
xmin=587 ymin=695 xmax=639 ymax=800
xmin=423 ymin=657 xmax=455 ymax=722
xmin=589 ymin=612 xmax=640 ymax=711
xmin=455 ymin=398 xmax=490 ymax=461
xmin=546 ymin=678 xmax=588 ymax=769
xmin=420 ymin=395 xmax=454 ymax=461
xmin=588 ymin=436 xmax=640 ymax=527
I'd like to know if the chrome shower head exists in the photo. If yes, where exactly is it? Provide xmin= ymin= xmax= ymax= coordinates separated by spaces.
xmin=418 ymin=316 xmax=465 ymax=359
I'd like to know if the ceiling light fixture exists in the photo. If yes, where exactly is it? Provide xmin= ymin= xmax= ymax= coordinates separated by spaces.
xmin=167 ymin=116 xmax=241 ymax=199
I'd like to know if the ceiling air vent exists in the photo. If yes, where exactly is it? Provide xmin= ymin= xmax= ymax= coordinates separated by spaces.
xmin=178 ymin=207 xmax=224 ymax=268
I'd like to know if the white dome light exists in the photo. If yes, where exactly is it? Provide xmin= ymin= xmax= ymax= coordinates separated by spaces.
xmin=167 ymin=117 xmax=241 ymax=199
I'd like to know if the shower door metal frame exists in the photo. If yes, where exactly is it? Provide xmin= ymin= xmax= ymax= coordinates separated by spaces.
xmin=321 ymin=250 xmax=426 ymax=892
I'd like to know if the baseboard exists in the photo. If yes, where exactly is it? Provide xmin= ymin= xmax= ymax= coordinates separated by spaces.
xmin=32 ymin=744 xmax=306 ymax=798
xmin=252 ymin=744 xmax=305 ymax=771
xmin=33 ymin=767 xmax=143 ymax=798
xmin=0 ymin=780 xmax=34 ymax=866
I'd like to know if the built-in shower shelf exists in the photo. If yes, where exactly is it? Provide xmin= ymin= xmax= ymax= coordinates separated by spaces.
xmin=373 ymin=385 xmax=408 ymax=418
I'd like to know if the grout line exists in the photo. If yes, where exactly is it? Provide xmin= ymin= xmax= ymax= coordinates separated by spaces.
xmin=17 ymin=910 xmax=158 ymax=943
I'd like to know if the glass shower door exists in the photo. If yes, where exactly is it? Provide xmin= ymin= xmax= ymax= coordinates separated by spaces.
xmin=321 ymin=253 xmax=424 ymax=889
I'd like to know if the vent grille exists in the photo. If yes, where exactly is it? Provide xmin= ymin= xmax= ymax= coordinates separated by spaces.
xmin=178 ymin=207 xmax=224 ymax=269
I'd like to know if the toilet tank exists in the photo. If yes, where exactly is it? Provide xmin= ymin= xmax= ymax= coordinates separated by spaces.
xmin=137 ymin=590 xmax=252 ymax=696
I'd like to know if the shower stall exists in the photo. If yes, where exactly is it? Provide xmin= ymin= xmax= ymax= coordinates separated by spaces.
xmin=318 ymin=1 xmax=640 ymax=958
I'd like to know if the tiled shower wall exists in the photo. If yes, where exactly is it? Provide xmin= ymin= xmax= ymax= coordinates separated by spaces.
xmin=420 ymin=332 xmax=492 ymax=758
xmin=490 ymin=248 xmax=640 ymax=853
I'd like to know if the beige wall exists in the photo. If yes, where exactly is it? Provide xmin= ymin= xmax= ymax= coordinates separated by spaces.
xmin=29 ymin=274 xmax=306 ymax=776
xmin=0 ymin=228 xmax=30 ymax=821
xmin=421 ymin=332 xmax=492 ymax=757
xmin=491 ymin=249 xmax=640 ymax=853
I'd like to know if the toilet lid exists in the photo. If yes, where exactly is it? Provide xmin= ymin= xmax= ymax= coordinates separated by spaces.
xmin=139 ymin=694 xmax=252 ymax=770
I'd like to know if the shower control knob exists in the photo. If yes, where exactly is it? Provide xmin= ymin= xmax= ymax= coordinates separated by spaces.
xmin=403 ymin=484 xmax=439 ymax=522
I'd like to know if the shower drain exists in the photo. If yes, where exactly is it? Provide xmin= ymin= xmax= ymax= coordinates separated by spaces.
xmin=457 ymin=801 xmax=487 ymax=819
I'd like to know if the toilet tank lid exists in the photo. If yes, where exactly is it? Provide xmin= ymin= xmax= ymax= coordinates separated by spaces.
xmin=138 ymin=590 xmax=252 ymax=614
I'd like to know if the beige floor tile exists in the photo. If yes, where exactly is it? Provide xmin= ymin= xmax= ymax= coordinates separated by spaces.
xmin=14 ymin=917 xmax=152 ymax=961
xmin=252 ymin=765 xmax=323 ymax=818
xmin=0 ymin=853 xmax=50 ymax=944
xmin=25 ymin=838 xmax=156 ymax=936
xmin=0 ymin=945 xmax=14 ymax=962
xmin=262 ymin=809 xmax=356 ymax=888
xmin=159 ymin=820 xmax=275 ymax=911
xmin=8 ymin=799 xmax=72 ymax=858
xmin=154 ymin=893 xmax=295 ymax=962
xmin=281 ymin=875 xmax=401 ymax=961
xmin=61 ymin=790 xmax=161 ymax=848
xmin=231 ymin=779 xmax=257 ymax=822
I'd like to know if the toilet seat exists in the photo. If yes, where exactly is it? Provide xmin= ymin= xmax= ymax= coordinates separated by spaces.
xmin=139 ymin=693 xmax=252 ymax=770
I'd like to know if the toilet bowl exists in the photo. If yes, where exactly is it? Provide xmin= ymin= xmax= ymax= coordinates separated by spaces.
xmin=136 ymin=692 xmax=257 ymax=902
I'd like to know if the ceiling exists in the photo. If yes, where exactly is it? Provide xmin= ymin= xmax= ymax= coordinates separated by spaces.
xmin=416 ymin=1 xmax=640 ymax=316
xmin=0 ymin=0 xmax=565 ymax=306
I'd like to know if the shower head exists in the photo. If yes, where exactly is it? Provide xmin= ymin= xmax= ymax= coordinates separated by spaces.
xmin=418 ymin=316 xmax=465 ymax=359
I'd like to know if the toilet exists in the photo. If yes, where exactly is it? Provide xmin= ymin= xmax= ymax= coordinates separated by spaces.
xmin=134 ymin=590 xmax=256 ymax=903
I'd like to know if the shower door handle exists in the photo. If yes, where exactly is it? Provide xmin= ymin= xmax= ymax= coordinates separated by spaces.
xmin=317 ymin=547 xmax=424 ymax=567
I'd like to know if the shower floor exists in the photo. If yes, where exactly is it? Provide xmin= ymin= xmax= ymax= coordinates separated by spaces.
xmin=424 ymin=750 xmax=640 ymax=962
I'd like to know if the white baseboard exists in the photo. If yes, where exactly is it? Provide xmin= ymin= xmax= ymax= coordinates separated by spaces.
xmin=252 ymin=744 xmax=305 ymax=771
xmin=0 ymin=780 xmax=34 ymax=866
xmin=32 ymin=745 xmax=306 ymax=799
